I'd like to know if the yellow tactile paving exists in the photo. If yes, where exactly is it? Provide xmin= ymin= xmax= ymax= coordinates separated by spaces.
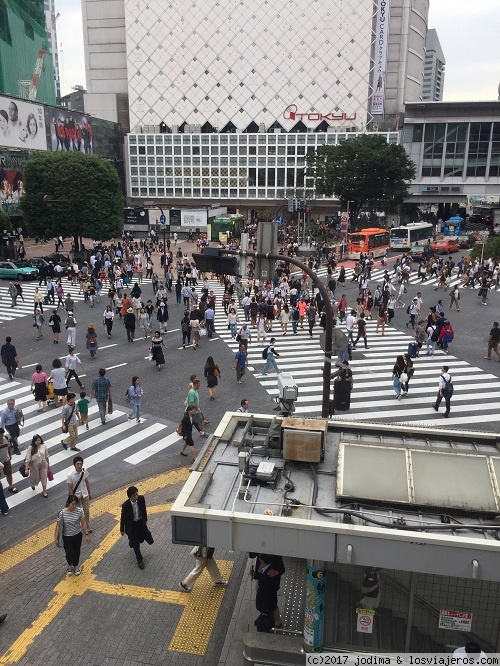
xmin=169 ymin=560 xmax=234 ymax=655
xmin=0 ymin=467 xmax=233 ymax=664
xmin=89 ymin=580 xmax=187 ymax=605
xmin=0 ymin=467 xmax=189 ymax=574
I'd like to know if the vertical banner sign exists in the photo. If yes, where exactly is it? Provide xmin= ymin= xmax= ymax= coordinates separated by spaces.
xmin=370 ymin=0 xmax=390 ymax=115
xmin=340 ymin=212 xmax=349 ymax=239
xmin=303 ymin=563 xmax=326 ymax=653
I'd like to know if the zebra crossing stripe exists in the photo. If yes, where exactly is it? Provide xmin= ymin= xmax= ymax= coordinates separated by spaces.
xmin=208 ymin=280 xmax=499 ymax=426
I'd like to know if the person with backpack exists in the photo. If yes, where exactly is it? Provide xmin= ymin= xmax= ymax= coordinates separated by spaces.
xmin=262 ymin=338 xmax=281 ymax=376
xmin=290 ymin=305 xmax=300 ymax=335
xmin=439 ymin=320 xmax=454 ymax=355
xmin=85 ymin=324 xmax=98 ymax=358
xmin=65 ymin=348 xmax=84 ymax=389
xmin=432 ymin=365 xmax=453 ymax=418
xmin=65 ymin=311 xmax=77 ymax=348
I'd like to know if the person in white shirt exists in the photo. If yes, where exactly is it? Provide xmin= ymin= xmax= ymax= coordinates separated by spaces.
xmin=453 ymin=642 xmax=488 ymax=663
xmin=67 ymin=456 xmax=92 ymax=533
xmin=236 ymin=399 xmax=249 ymax=413
xmin=345 ymin=310 xmax=357 ymax=346
xmin=65 ymin=348 xmax=84 ymax=389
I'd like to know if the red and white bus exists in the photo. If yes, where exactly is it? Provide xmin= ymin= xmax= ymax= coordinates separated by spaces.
xmin=347 ymin=228 xmax=390 ymax=260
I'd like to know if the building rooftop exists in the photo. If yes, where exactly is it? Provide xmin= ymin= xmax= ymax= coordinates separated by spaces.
xmin=172 ymin=412 xmax=500 ymax=582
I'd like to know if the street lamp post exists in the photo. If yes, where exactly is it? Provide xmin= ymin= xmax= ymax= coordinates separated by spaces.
xmin=221 ymin=248 xmax=334 ymax=419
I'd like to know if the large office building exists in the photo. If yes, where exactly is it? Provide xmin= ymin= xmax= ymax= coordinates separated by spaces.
xmin=81 ymin=0 xmax=430 ymax=212
xmin=0 ymin=0 xmax=56 ymax=105
xmin=43 ymin=0 xmax=60 ymax=101
xmin=422 ymin=28 xmax=445 ymax=101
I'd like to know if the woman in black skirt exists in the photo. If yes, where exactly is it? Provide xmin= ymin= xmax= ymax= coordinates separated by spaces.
xmin=150 ymin=331 xmax=166 ymax=371
xmin=204 ymin=356 xmax=220 ymax=400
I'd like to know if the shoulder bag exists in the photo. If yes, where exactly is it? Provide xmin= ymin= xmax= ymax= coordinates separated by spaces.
xmin=62 ymin=404 xmax=75 ymax=433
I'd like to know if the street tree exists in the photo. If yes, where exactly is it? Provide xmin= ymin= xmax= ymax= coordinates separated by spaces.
xmin=21 ymin=152 xmax=124 ymax=249
xmin=0 ymin=209 xmax=13 ymax=233
xmin=306 ymin=134 xmax=416 ymax=229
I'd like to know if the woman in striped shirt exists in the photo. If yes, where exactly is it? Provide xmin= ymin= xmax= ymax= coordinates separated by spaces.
xmin=54 ymin=495 xmax=91 ymax=576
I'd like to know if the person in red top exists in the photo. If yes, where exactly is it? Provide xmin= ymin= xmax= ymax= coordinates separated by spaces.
xmin=120 ymin=294 xmax=132 ymax=318
xmin=297 ymin=298 xmax=307 ymax=329
xmin=337 ymin=294 xmax=348 ymax=322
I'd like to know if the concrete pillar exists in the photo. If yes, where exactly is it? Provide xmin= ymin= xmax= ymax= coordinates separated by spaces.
xmin=303 ymin=560 xmax=327 ymax=653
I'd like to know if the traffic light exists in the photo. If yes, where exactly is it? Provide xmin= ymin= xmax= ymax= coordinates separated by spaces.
xmin=192 ymin=248 xmax=240 ymax=276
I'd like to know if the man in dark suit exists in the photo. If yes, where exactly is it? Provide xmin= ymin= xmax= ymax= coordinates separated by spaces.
xmin=250 ymin=553 xmax=285 ymax=630
xmin=120 ymin=486 xmax=153 ymax=569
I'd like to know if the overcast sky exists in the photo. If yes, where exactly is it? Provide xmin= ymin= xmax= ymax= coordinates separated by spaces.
xmin=55 ymin=0 xmax=500 ymax=102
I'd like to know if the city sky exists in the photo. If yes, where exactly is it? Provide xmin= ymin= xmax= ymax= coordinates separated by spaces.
xmin=55 ymin=0 xmax=500 ymax=102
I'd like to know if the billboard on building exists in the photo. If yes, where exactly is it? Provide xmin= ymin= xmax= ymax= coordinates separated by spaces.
xmin=180 ymin=209 xmax=208 ymax=228
xmin=0 ymin=96 xmax=47 ymax=151
xmin=370 ymin=0 xmax=391 ymax=115
xmin=0 ymin=151 xmax=29 ymax=216
xmin=47 ymin=109 xmax=93 ymax=154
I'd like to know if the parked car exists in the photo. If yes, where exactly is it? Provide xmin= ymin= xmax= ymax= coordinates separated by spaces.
xmin=454 ymin=235 xmax=475 ymax=249
xmin=430 ymin=238 xmax=459 ymax=254
xmin=29 ymin=257 xmax=71 ymax=275
xmin=0 ymin=261 xmax=38 ymax=281
xmin=409 ymin=245 xmax=434 ymax=262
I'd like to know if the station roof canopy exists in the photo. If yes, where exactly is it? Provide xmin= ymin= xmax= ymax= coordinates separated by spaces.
xmin=171 ymin=413 xmax=500 ymax=582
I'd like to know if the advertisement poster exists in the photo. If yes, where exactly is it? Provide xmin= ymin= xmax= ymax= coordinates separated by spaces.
xmin=48 ymin=109 xmax=93 ymax=154
xmin=0 ymin=95 xmax=47 ymax=151
xmin=303 ymin=564 xmax=326 ymax=652
xmin=0 ymin=151 xmax=29 ymax=216
xmin=370 ymin=0 xmax=391 ymax=115
xmin=180 ymin=209 xmax=208 ymax=228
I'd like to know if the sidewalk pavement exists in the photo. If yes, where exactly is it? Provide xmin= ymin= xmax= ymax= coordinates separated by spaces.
xmin=0 ymin=467 xmax=246 ymax=666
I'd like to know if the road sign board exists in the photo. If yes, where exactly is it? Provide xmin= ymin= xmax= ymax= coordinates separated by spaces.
xmin=160 ymin=214 xmax=166 ymax=224
xmin=276 ymin=215 xmax=284 ymax=225
xmin=320 ymin=328 xmax=348 ymax=355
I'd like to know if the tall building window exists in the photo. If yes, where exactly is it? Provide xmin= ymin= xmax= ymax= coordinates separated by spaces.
xmin=422 ymin=124 xmax=445 ymax=177
xmin=0 ymin=0 xmax=12 ymax=45
xmin=443 ymin=123 xmax=467 ymax=177
xmin=489 ymin=123 xmax=500 ymax=178
xmin=467 ymin=123 xmax=491 ymax=177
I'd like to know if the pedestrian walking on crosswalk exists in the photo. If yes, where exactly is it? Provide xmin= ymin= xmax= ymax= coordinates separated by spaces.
xmin=432 ymin=365 xmax=453 ymax=418
xmin=262 ymin=338 xmax=281 ymax=376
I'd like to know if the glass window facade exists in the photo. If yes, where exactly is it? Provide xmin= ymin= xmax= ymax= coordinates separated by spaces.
xmin=127 ymin=131 xmax=397 ymax=200
xmin=405 ymin=121 xmax=497 ymax=181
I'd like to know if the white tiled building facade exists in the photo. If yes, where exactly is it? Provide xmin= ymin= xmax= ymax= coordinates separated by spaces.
xmin=79 ymin=0 xmax=430 ymax=208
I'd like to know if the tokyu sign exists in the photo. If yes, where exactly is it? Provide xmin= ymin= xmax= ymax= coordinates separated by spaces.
xmin=283 ymin=105 xmax=357 ymax=122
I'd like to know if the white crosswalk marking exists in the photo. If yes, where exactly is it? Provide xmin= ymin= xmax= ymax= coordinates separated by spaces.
xmin=208 ymin=281 xmax=498 ymax=428
xmin=0 ymin=378 xmax=180 ymax=509
xmin=0 ymin=282 xmax=85 ymax=322
xmin=293 ymin=264 xmax=498 ymax=291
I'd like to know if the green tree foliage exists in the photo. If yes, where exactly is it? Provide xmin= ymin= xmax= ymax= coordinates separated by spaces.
xmin=470 ymin=236 xmax=500 ymax=262
xmin=0 ymin=209 xmax=13 ymax=233
xmin=21 ymin=152 xmax=124 ymax=243
xmin=306 ymin=135 xmax=416 ymax=228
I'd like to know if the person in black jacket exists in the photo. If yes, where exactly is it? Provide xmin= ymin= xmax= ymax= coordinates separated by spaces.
xmin=123 ymin=307 xmax=136 ymax=342
xmin=250 ymin=553 xmax=285 ymax=629
xmin=180 ymin=405 xmax=196 ymax=460
xmin=120 ymin=486 xmax=153 ymax=569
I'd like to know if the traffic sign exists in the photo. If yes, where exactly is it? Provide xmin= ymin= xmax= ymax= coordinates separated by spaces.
xmin=356 ymin=608 xmax=374 ymax=634
xmin=160 ymin=214 xmax=166 ymax=224
xmin=276 ymin=215 xmax=284 ymax=225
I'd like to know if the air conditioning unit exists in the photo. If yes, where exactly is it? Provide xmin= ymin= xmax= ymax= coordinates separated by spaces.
xmin=172 ymin=125 xmax=179 ymax=133
xmin=274 ymin=128 xmax=281 ymax=133
xmin=259 ymin=123 xmax=266 ymax=133
xmin=195 ymin=124 xmax=201 ymax=133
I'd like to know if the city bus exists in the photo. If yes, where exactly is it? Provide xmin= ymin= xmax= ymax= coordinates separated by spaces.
xmin=347 ymin=228 xmax=390 ymax=260
xmin=389 ymin=222 xmax=434 ymax=250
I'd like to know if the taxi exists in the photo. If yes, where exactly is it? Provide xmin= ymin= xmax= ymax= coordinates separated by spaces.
xmin=430 ymin=238 xmax=459 ymax=254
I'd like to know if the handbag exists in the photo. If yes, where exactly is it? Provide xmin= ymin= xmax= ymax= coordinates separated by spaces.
xmin=214 ymin=366 xmax=220 ymax=378
xmin=176 ymin=421 xmax=183 ymax=436
xmin=200 ymin=327 xmax=207 ymax=337
xmin=107 ymin=397 xmax=113 ymax=414
xmin=19 ymin=462 xmax=28 ymax=477
xmin=190 ymin=546 xmax=203 ymax=558
xmin=400 ymin=372 xmax=409 ymax=383
xmin=47 ymin=466 xmax=54 ymax=481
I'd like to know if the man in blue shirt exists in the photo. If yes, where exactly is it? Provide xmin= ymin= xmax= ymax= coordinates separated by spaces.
xmin=204 ymin=305 xmax=215 ymax=338
xmin=234 ymin=344 xmax=248 ymax=384
xmin=0 ymin=398 xmax=21 ymax=454
xmin=89 ymin=368 xmax=112 ymax=425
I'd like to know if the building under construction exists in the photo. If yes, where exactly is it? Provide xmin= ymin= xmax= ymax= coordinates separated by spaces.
xmin=0 ymin=0 xmax=56 ymax=105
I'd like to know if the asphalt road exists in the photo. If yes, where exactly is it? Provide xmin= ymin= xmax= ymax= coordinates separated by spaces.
xmin=1 ymin=246 xmax=498 ymax=544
